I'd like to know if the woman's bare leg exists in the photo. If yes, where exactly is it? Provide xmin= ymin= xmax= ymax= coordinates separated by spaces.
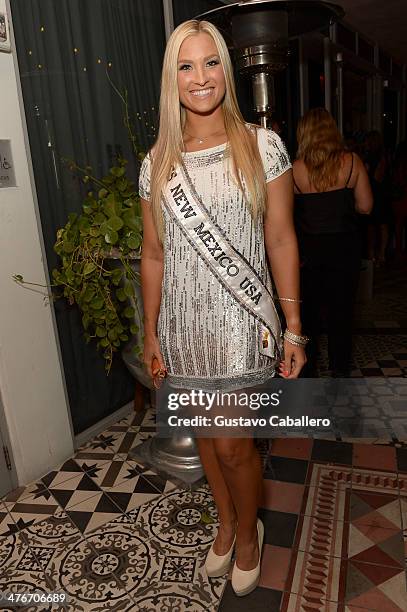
xmin=195 ymin=438 xmax=237 ymax=554
xmin=214 ymin=437 xmax=263 ymax=571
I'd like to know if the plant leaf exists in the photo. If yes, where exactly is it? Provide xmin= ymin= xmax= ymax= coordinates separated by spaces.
xmin=63 ymin=242 xmax=75 ymax=254
xmin=108 ymin=216 xmax=124 ymax=231
xmin=127 ymin=234 xmax=141 ymax=250
xmin=104 ymin=229 xmax=119 ymax=245
xmin=83 ymin=262 xmax=96 ymax=275
xmin=124 ymin=281 xmax=134 ymax=297
xmin=123 ymin=306 xmax=135 ymax=318
xmin=116 ymin=287 xmax=127 ymax=301
xmin=91 ymin=297 xmax=104 ymax=309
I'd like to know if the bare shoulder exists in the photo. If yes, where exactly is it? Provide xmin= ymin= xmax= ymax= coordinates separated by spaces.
xmin=292 ymin=158 xmax=306 ymax=177
xmin=349 ymin=152 xmax=365 ymax=174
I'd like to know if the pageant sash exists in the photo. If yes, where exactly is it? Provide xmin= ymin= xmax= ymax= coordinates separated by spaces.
xmin=162 ymin=163 xmax=282 ymax=360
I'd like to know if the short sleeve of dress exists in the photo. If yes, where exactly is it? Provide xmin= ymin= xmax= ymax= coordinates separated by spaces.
xmin=138 ymin=153 xmax=151 ymax=201
xmin=257 ymin=128 xmax=292 ymax=183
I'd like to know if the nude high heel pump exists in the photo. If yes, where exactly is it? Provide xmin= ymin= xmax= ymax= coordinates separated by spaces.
xmin=231 ymin=518 xmax=264 ymax=596
xmin=205 ymin=532 xmax=236 ymax=578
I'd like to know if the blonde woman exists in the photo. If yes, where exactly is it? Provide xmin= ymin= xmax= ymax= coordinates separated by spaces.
xmin=140 ymin=20 xmax=306 ymax=596
xmin=293 ymin=108 xmax=372 ymax=377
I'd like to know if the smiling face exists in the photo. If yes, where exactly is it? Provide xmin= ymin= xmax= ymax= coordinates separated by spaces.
xmin=177 ymin=32 xmax=226 ymax=117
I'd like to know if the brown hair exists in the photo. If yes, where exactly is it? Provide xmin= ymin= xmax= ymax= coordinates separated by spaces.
xmin=296 ymin=108 xmax=345 ymax=192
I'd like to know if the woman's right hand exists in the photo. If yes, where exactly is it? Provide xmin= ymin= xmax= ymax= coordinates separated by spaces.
xmin=143 ymin=331 xmax=166 ymax=378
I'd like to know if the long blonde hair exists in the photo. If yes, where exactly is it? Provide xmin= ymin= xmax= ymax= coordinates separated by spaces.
xmin=150 ymin=19 xmax=266 ymax=241
xmin=296 ymin=108 xmax=345 ymax=192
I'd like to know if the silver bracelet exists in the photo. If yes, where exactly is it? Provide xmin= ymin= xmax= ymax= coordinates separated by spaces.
xmin=277 ymin=297 xmax=302 ymax=303
xmin=284 ymin=329 xmax=309 ymax=346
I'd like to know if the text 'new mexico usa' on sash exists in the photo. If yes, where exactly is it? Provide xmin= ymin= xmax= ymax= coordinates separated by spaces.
xmin=162 ymin=164 xmax=282 ymax=360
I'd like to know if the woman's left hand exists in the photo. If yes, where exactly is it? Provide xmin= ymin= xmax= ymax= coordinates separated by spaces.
xmin=278 ymin=341 xmax=307 ymax=379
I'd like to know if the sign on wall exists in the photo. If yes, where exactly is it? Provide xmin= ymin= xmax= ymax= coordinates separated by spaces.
xmin=0 ymin=0 xmax=11 ymax=53
xmin=0 ymin=140 xmax=16 ymax=188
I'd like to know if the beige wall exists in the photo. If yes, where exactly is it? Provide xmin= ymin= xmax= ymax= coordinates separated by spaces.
xmin=0 ymin=2 xmax=73 ymax=485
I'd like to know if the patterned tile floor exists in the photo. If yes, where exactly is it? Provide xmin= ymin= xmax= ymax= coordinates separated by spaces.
xmin=317 ymin=264 xmax=407 ymax=377
xmin=1 ymin=409 xmax=407 ymax=612
xmin=1 ymin=264 xmax=406 ymax=610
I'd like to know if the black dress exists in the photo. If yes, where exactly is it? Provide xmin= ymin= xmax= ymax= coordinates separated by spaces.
xmin=294 ymin=155 xmax=361 ymax=376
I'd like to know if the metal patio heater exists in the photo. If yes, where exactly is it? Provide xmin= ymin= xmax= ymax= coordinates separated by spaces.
xmin=130 ymin=0 xmax=344 ymax=486
xmin=198 ymin=0 xmax=344 ymax=127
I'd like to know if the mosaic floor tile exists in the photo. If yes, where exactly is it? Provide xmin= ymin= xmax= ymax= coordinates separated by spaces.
xmin=0 ymin=530 xmax=33 ymax=577
xmin=2 ymin=480 xmax=49 ymax=504
xmin=296 ymin=514 xmax=346 ymax=559
xmin=261 ymin=480 xmax=305 ymax=514
xmin=37 ymin=516 xmax=211 ymax=610
xmin=107 ymin=412 xmax=140 ymax=431
xmin=3 ymin=292 xmax=407 ymax=612
xmin=133 ymin=491 xmax=219 ymax=557
xmin=131 ymin=581 xmax=211 ymax=611
xmin=4 ymin=491 xmax=61 ymax=532
xmin=0 ymin=535 xmax=52 ymax=610
xmin=184 ymin=553 xmax=228 ymax=610
xmin=64 ymin=492 xmax=123 ymax=534
xmin=41 ymin=458 xmax=86 ymax=489
xmin=139 ymin=408 xmax=156 ymax=427
xmin=348 ymin=524 xmax=404 ymax=567
xmin=349 ymin=489 xmax=402 ymax=529
xmin=103 ymin=477 xmax=164 ymax=515
xmin=280 ymin=592 xmax=337 ymax=611
xmin=60 ymin=594 xmax=138 ymax=612
xmin=219 ymin=583 xmax=282 ymax=611
xmin=342 ymin=559 xmax=407 ymax=611
xmin=263 ymin=455 xmax=309 ymax=484
xmin=297 ymin=513 xmax=404 ymax=566
xmin=19 ymin=507 xmax=83 ymax=552
xmin=79 ymin=431 xmax=128 ymax=454
xmin=47 ymin=472 xmax=102 ymax=509
xmin=115 ymin=544 xmax=222 ymax=606
xmin=73 ymin=447 xmax=113 ymax=466
xmin=0 ymin=506 xmax=17 ymax=537
xmin=81 ymin=458 xmax=148 ymax=489
xmin=258 ymin=508 xmax=298 ymax=549
xmin=289 ymin=550 xmax=341 ymax=602
xmin=311 ymin=440 xmax=353 ymax=465
xmin=269 ymin=438 xmax=314 ymax=460
xmin=258 ymin=543 xmax=292 ymax=591
xmin=353 ymin=443 xmax=397 ymax=471
xmin=127 ymin=429 xmax=156 ymax=456
xmin=140 ymin=468 xmax=179 ymax=495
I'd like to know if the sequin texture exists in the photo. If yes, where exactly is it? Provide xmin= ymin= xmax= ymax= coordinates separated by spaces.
xmin=139 ymin=127 xmax=291 ymax=391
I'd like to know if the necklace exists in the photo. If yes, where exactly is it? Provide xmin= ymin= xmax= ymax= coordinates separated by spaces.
xmin=184 ymin=129 xmax=226 ymax=145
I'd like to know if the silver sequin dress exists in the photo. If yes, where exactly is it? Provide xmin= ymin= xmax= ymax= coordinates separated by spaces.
xmin=139 ymin=127 xmax=291 ymax=390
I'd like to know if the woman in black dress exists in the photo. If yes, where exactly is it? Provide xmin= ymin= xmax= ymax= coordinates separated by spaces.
xmin=293 ymin=109 xmax=373 ymax=377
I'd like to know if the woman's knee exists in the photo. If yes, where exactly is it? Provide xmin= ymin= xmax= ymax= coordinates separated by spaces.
xmin=214 ymin=439 xmax=253 ymax=469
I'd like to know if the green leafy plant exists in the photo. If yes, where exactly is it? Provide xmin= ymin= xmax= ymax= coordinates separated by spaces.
xmin=13 ymin=80 xmax=152 ymax=373
xmin=15 ymin=156 xmax=143 ymax=373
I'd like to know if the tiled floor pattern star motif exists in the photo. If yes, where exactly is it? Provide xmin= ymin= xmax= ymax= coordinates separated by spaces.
xmin=1 ymin=265 xmax=407 ymax=610
xmin=1 ymin=410 xmax=407 ymax=611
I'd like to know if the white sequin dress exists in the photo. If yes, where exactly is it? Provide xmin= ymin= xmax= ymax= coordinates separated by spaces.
xmin=139 ymin=127 xmax=291 ymax=390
